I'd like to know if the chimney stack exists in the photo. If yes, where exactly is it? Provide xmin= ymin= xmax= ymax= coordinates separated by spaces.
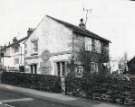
xmin=12 ymin=37 xmax=18 ymax=43
xmin=79 ymin=18 xmax=86 ymax=29
xmin=27 ymin=28 xmax=34 ymax=37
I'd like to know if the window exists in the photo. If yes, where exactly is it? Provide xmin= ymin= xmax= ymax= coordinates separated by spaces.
xmin=14 ymin=58 xmax=19 ymax=64
xmin=24 ymin=43 xmax=27 ymax=54
xmin=75 ymin=65 xmax=83 ymax=78
xmin=104 ymin=45 xmax=109 ymax=55
xmin=25 ymin=50 xmax=27 ymax=54
xmin=90 ymin=62 xmax=98 ymax=73
xmin=14 ymin=46 xmax=19 ymax=53
xmin=85 ymin=37 xmax=92 ymax=51
xmin=94 ymin=40 xmax=101 ymax=53
xmin=32 ymin=40 xmax=38 ymax=52
xmin=24 ymin=43 xmax=27 ymax=48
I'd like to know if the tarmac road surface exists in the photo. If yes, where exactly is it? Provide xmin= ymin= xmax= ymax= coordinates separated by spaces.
xmin=0 ymin=88 xmax=69 ymax=107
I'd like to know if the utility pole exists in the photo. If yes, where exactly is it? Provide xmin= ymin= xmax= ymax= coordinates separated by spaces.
xmin=83 ymin=8 xmax=92 ymax=26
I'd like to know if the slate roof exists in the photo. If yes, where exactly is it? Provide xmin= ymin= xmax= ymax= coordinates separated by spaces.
xmin=2 ymin=36 xmax=28 ymax=50
xmin=2 ymin=15 xmax=110 ymax=50
xmin=128 ymin=56 xmax=135 ymax=64
xmin=47 ymin=15 xmax=111 ymax=43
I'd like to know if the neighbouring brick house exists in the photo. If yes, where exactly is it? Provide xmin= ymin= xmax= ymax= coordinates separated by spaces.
xmin=1 ymin=36 xmax=28 ymax=71
xmin=24 ymin=15 xmax=110 ymax=77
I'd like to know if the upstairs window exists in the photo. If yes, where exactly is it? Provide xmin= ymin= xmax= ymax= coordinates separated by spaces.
xmin=24 ymin=43 xmax=27 ymax=48
xmin=31 ymin=40 xmax=38 ymax=52
xmin=25 ymin=50 xmax=27 ymax=54
xmin=14 ymin=58 xmax=19 ymax=64
xmin=14 ymin=46 xmax=19 ymax=53
xmin=94 ymin=40 xmax=101 ymax=53
xmin=24 ymin=43 xmax=27 ymax=54
xmin=104 ymin=45 xmax=109 ymax=55
xmin=85 ymin=37 xmax=92 ymax=51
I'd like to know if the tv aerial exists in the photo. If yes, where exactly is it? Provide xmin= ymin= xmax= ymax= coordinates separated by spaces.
xmin=83 ymin=8 xmax=92 ymax=26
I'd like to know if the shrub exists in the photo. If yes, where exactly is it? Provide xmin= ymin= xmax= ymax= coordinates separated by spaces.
xmin=65 ymin=71 xmax=135 ymax=105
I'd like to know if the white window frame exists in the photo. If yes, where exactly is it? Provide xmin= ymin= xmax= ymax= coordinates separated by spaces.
xmin=90 ymin=62 xmax=98 ymax=73
xmin=14 ymin=46 xmax=19 ymax=53
xmin=85 ymin=37 xmax=92 ymax=51
xmin=24 ymin=50 xmax=27 ymax=54
xmin=24 ymin=43 xmax=27 ymax=54
xmin=24 ymin=43 xmax=27 ymax=48
xmin=94 ymin=40 xmax=101 ymax=53
xmin=75 ymin=65 xmax=83 ymax=78
xmin=31 ymin=40 xmax=38 ymax=53
xmin=14 ymin=58 xmax=19 ymax=64
xmin=104 ymin=45 xmax=109 ymax=54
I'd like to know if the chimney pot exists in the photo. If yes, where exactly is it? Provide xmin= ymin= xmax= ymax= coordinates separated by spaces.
xmin=13 ymin=37 xmax=18 ymax=43
xmin=79 ymin=18 xmax=86 ymax=29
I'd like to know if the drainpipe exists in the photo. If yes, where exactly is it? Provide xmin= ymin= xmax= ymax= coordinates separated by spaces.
xmin=19 ymin=45 xmax=23 ymax=72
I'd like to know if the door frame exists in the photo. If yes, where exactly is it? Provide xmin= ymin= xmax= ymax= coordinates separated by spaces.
xmin=55 ymin=61 xmax=67 ymax=92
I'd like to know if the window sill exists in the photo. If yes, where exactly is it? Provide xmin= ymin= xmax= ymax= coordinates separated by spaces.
xmin=31 ymin=52 xmax=38 ymax=56
xmin=84 ymin=50 xmax=101 ymax=54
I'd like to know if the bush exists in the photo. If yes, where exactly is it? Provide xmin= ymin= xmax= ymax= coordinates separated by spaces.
xmin=65 ymin=72 xmax=135 ymax=105
xmin=1 ymin=72 xmax=62 ymax=93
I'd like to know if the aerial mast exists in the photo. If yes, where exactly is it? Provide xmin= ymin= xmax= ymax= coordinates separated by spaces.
xmin=83 ymin=8 xmax=92 ymax=26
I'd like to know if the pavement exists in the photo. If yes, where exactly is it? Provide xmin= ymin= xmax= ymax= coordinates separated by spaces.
xmin=0 ymin=84 xmax=127 ymax=107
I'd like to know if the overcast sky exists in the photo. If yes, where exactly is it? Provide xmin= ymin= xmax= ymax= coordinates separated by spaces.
xmin=0 ymin=0 xmax=135 ymax=59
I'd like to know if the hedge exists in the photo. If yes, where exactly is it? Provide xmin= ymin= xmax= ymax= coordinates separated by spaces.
xmin=65 ymin=73 xmax=135 ymax=105
xmin=1 ymin=72 xmax=62 ymax=93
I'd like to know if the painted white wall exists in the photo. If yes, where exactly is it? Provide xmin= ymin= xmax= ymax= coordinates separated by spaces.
xmin=3 ymin=41 xmax=25 ymax=71
xmin=25 ymin=16 xmax=73 ymax=74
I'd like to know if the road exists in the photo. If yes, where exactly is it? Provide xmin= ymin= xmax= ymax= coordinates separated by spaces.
xmin=0 ymin=88 xmax=69 ymax=107
xmin=0 ymin=87 xmax=133 ymax=107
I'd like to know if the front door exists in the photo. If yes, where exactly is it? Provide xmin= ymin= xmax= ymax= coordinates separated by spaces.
xmin=56 ymin=61 xmax=66 ymax=92
xmin=30 ymin=64 xmax=37 ymax=74
xmin=56 ymin=62 xmax=65 ymax=77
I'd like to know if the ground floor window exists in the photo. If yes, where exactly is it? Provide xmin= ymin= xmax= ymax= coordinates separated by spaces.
xmin=75 ymin=65 xmax=83 ymax=78
xmin=90 ymin=62 xmax=98 ymax=73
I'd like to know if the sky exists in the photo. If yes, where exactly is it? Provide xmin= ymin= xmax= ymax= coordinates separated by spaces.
xmin=0 ymin=0 xmax=135 ymax=60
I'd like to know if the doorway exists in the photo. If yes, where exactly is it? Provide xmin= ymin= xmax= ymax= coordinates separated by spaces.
xmin=56 ymin=61 xmax=66 ymax=92
xmin=30 ymin=64 xmax=37 ymax=74
xmin=56 ymin=61 xmax=66 ymax=77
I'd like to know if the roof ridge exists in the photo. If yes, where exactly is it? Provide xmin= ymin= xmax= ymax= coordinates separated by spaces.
xmin=46 ymin=15 xmax=110 ymax=42
xmin=3 ymin=36 xmax=28 ymax=49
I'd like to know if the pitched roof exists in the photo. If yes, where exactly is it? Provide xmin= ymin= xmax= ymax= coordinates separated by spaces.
xmin=128 ymin=56 xmax=135 ymax=64
xmin=46 ymin=15 xmax=111 ymax=43
xmin=2 ymin=36 xmax=28 ymax=50
xmin=2 ymin=15 xmax=110 ymax=51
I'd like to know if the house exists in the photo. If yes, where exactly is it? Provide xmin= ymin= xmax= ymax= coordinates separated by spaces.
xmin=1 ymin=36 xmax=28 ymax=72
xmin=127 ymin=56 xmax=135 ymax=75
xmin=110 ymin=57 xmax=128 ymax=74
xmin=24 ymin=15 xmax=110 ymax=77
xmin=115 ymin=56 xmax=135 ymax=79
